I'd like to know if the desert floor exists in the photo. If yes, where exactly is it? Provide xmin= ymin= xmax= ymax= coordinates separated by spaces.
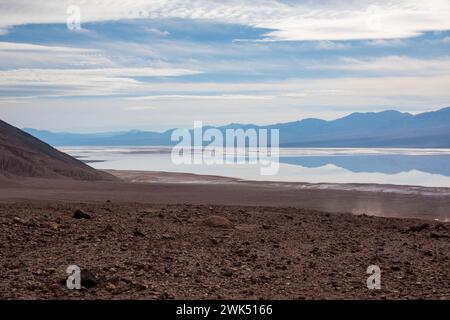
xmin=0 ymin=171 xmax=449 ymax=299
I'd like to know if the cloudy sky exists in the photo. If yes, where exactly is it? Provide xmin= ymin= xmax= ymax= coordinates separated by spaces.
xmin=1 ymin=0 xmax=450 ymax=132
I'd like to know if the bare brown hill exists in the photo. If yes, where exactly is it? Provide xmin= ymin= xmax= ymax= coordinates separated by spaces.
xmin=0 ymin=119 xmax=116 ymax=181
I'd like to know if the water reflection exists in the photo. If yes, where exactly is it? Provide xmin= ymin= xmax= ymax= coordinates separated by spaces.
xmin=280 ymin=155 xmax=450 ymax=176
xmin=61 ymin=147 xmax=450 ymax=188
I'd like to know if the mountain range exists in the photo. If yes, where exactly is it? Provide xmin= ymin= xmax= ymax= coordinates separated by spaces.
xmin=23 ymin=107 xmax=450 ymax=148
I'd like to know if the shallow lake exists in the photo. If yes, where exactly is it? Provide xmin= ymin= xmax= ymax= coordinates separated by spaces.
xmin=60 ymin=147 xmax=450 ymax=188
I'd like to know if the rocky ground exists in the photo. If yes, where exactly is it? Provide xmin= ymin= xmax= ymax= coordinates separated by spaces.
xmin=0 ymin=201 xmax=449 ymax=300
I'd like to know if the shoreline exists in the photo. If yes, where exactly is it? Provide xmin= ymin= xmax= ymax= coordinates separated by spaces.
xmin=105 ymin=169 xmax=450 ymax=197
xmin=1 ymin=170 xmax=449 ymax=221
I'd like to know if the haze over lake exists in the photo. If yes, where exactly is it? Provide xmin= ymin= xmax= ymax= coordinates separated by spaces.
xmin=61 ymin=147 xmax=450 ymax=188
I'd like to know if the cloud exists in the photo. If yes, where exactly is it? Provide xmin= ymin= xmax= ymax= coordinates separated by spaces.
xmin=3 ymin=64 xmax=449 ymax=107
xmin=143 ymin=27 xmax=170 ymax=37
xmin=0 ymin=67 xmax=203 ymax=97
xmin=125 ymin=94 xmax=275 ymax=101
xmin=315 ymin=41 xmax=352 ymax=51
xmin=309 ymin=56 xmax=450 ymax=75
xmin=364 ymin=39 xmax=408 ymax=47
xmin=428 ymin=36 xmax=450 ymax=45
xmin=1 ymin=0 xmax=450 ymax=41
xmin=0 ymin=41 xmax=113 ymax=68
xmin=4 ymin=74 xmax=450 ymax=132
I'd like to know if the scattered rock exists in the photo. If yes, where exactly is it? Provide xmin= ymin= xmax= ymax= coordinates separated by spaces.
xmin=105 ymin=283 xmax=116 ymax=290
xmin=47 ymin=222 xmax=59 ymax=231
xmin=2 ymin=202 xmax=449 ymax=299
xmin=81 ymin=269 xmax=97 ymax=288
xmin=73 ymin=209 xmax=91 ymax=220
xmin=235 ymin=224 xmax=258 ymax=232
xmin=13 ymin=217 xmax=26 ymax=224
xmin=222 ymin=269 xmax=233 ymax=277
xmin=209 ymin=237 xmax=220 ymax=245
xmin=423 ymin=250 xmax=433 ymax=257
xmin=159 ymin=292 xmax=174 ymax=300
xmin=430 ymin=233 xmax=448 ymax=239
xmin=102 ymin=224 xmax=114 ymax=233
xmin=133 ymin=228 xmax=145 ymax=237
xmin=203 ymin=215 xmax=232 ymax=228
xmin=13 ymin=217 xmax=37 ymax=227
xmin=408 ymin=223 xmax=429 ymax=232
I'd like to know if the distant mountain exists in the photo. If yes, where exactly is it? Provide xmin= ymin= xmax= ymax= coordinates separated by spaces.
xmin=24 ymin=107 xmax=450 ymax=148
xmin=0 ymin=119 xmax=116 ymax=180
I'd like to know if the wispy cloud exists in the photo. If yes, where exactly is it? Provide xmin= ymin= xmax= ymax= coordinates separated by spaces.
xmin=314 ymin=41 xmax=352 ymax=51
xmin=1 ymin=1 xmax=450 ymax=41
xmin=0 ymin=41 xmax=113 ymax=68
xmin=0 ymin=42 xmax=96 ymax=52
xmin=309 ymin=56 xmax=450 ymax=76
xmin=364 ymin=39 xmax=408 ymax=47
xmin=0 ymin=67 xmax=203 ymax=97
xmin=125 ymin=94 xmax=275 ymax=101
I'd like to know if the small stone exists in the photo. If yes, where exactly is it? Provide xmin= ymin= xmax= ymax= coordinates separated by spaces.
xmin=424 ymin=250 xmax=433 ymax=257
xmin=203 ymin=216 xmax=232 ymax=228
xmin=222 ymin=269 xmax=233 ymax=277
xmin=47 ymin=267 xmax=56 ymax=274
xmin=47 ymin=222 xmax=59 ymax=230
xmin=408 ymin=223 xmax=429 ymax=232
xmin=102 ymin=224 xmax=114 ymax=233
xmin=105 ymin=283 xmax=116 ymax=290
xmin=209 ymin=238 xmax=219 ymax=245
xmin=430 ymin=233 xmax=448 ymax=239
xmin=81 ymin=269 xmax=97 ymax=288
xmin=13 ymin=217 xmax=26 ymax=224
xmin=73 ymin=209 xmax=91 ymax=219
xmin=133 ymin=228 xmax=145 ymax=237
xmin=159 ymin=292 xmax=174 ymax=300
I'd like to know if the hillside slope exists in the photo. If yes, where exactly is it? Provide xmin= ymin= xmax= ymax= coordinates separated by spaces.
xmin=0 ymin=119 xmax=116 ymax=180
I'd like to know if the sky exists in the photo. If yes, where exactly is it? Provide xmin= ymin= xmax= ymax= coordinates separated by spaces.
xmin=0 ymin=0 xmax=450 ymax=132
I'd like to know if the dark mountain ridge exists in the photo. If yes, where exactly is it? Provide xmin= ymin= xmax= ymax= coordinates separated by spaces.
xmin=0 ymin=119 xmax=116 ymax=180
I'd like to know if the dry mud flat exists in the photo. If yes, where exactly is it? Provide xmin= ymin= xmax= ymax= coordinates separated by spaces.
xmin=0 ymin=202 xmax=449 ymax=300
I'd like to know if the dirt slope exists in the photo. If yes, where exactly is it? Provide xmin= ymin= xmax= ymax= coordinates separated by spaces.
xmin=0 ymin=119 xmax=115 ymax=181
